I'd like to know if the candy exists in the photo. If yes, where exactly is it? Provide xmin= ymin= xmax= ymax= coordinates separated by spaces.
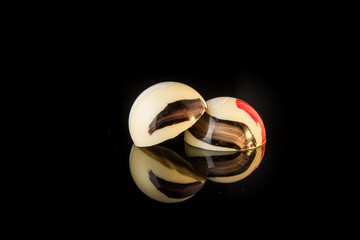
xmin=129 ymin=82 xmax=206 ymax=147
xmin=184 ymin=97 xmax=266 ymax=151
xmin=185 ymin=143 xmax=266 ymax=183
xmin=129 ymin=144 xmax=206 ymax=203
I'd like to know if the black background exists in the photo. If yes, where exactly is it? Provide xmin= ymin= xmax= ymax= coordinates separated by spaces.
xmin=17 ymin=8 xmax=352 ymax=234
xmin=62 ymin=24 xmax=336 ymax=229
xmin=92 ymin=44 xmax=324 ymax=219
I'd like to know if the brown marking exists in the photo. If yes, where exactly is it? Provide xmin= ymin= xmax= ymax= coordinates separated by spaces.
xmin=139 ymin=146 xmax=205 ymax=183
xmin=148 ymin=98 xmax=205 ymax=135
xmin=148 ymin=170 xmax=204 ymax=199
xmin=188 ymin=112 xmax=257 ymax=150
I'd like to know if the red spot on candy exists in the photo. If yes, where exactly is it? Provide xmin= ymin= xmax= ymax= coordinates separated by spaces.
xmin=235 ymin=99 xmax=266 ymax=144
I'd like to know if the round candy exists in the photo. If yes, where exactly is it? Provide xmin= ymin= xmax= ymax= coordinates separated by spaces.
xmin=185 ymin=143 xmax=266 ymax=183
xmin=129 ymin=82 xmax=207 ymax=147
xmin=184 ymin=97 xmax=266 ymax=151
xmin=129 ymin=144 xmax=206 ymax=203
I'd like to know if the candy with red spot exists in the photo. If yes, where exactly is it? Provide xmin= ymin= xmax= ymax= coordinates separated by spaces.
xmin=184 ymin=97 xmax=266 ymax=151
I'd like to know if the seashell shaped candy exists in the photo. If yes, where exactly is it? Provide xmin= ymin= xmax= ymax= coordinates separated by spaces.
xmin=129 ymin=82 xmax=207 ymax=147
xmin=184 ymin=97 xmax=266 ymax=151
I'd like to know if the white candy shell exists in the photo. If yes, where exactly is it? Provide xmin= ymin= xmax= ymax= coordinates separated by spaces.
xmin=129 ymin=82 xmax=206 ymax=147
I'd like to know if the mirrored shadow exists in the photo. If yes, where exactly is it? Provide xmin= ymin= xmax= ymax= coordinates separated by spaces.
xmin=184 ymin=143 xmax=266 ymax=183
xmin=129 ymin=144 xmax=206 ymax=203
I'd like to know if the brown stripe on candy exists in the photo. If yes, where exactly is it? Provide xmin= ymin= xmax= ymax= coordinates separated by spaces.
xmin=148 ymin=170 xmax=204 ymax=199
xmin=188 ymin=112 xmax=257 ymax=150
xmin=148 ymin=98 xmax=205 ymax=135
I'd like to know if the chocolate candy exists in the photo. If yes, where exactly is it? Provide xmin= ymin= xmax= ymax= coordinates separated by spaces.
xmin=129 ymin=82 xmax=206 ymax=147
xmin=184 ymin=97 xmax=266 ymax=151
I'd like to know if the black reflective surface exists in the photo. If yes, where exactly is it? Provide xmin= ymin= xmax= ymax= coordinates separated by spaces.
xmin=100 ymin=68 xmax=310 ymax=216
xmin=91 ymin=42 xmax=329 ymax=223
xmin=34 ymin=16 xmax=345 ymax=233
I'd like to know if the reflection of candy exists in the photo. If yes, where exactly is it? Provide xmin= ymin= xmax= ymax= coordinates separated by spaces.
xmin=185 ymin=143 xmax=266 ymax=183
xmin=129 ymin=82 xmax=206 ymax=147
xmin=184 ymin=97 xmax=266 ymax=151
xmin=129 ymin=145 xmax=206 ymax=203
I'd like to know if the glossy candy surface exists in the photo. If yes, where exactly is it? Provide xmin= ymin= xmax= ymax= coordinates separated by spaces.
xmin=129 ymin=82 xmax=206 ymax=147
xmin=129 ymin=145 xmax=206 ymax=203
xmin=184 ymin=97 xmax=266 ymax=151
xmin=185 ymin=143 xmax=266 ymax=183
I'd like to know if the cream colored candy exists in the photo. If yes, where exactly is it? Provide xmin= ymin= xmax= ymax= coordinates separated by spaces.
xmin=184 ymin=97 xmax=266 ymax=151
xmin=129 ymin=144 xmax=206 ymax=203
xmin=129 ymin=82 xmax=206 ymax=147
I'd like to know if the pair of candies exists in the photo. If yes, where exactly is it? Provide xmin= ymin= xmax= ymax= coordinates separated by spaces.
xmin=129 ymin=82 xmax=266 ymax=151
